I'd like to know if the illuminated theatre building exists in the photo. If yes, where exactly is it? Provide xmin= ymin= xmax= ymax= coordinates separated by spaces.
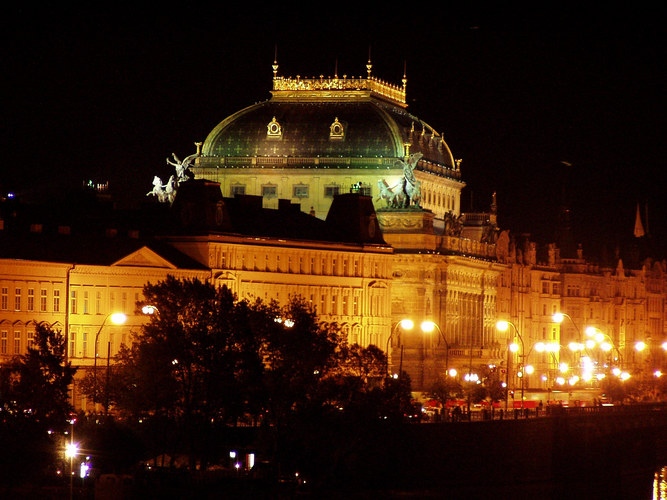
xmin=1 ymin=62 xmax=665 ymax=411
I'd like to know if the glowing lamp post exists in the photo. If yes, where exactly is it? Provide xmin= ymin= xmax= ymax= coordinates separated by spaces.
xmin=496 ymin=320 xmax=525 ymax=410
xmin=93 ymin=312 xmax=127 ymax=415
xmin=386 ymin=319 xmax=413 ymax=377
xmin=421 ymin=320 xmax=451 ymax=380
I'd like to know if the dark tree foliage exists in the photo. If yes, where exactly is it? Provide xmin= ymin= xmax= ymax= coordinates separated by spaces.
xmin=0 ymin=323 xmax=77 ymax=486
xmin=3 ymin=323 xmax=76 ymax=426
xmin=106 ymin=277 xmax=413 ymax=471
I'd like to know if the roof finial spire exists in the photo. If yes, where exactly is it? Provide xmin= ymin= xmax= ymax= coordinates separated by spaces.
xmin=367 ymin=46 xmax=372 ymax=78
xmin=402 ymin=60 xmax=407 ymax=92
xmin=272 ymin=45 xmax=279 ymax=78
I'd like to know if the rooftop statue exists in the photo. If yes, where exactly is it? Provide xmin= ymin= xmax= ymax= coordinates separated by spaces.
xmin=146 ymin=176 xmax=167 ymax=203
xmin=395 ymin=152 xmax=423 ymax=208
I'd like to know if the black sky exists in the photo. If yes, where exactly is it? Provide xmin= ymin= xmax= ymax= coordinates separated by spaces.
xmin=3 ymin=6 xmax=666 ymax=257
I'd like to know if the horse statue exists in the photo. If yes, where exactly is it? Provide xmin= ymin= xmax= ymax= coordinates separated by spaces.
xmin=377 ymin=179 xmax=405 ymax=208
xmin=164 ymin=175 xmax=177 ymax=204
xmin=404 ymin=179 xmax=422 ymax=207
xmin=146 ymin=176 xmax=167 ymax=203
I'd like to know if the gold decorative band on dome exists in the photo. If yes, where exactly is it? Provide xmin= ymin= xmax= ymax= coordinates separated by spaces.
xmin=272 ymin=75 xmax=406 ymax=106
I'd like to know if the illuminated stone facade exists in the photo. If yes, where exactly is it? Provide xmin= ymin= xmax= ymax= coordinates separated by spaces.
xmin=1 ymin=62 xmax=666 ymax=413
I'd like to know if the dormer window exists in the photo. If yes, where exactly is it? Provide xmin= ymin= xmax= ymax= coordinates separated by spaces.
xmin=329 ymin=117 xmax=345 ymax=140
xmin=267 ymin=117 xmax=282 ymax=140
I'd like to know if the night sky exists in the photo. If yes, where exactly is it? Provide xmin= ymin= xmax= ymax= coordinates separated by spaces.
xmin=3 ymin=6 xmax=665 ymax=258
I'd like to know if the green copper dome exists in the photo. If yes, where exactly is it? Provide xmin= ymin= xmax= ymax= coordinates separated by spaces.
xmin=199 ymin=74 xmax=457 ymax=176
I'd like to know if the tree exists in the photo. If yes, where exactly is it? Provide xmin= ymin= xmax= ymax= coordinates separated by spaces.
xmin=4 ymin=323 xmax=76 ymax=426
xmin=427 ymin=376 xmax=463 ymax=408
xmin=0 ymin=324 xmax=77 ymax=486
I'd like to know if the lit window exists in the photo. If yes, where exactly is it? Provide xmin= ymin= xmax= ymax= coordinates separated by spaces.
xmin=293 ymin=185 xmax=309 ymax=199
xmin=40 ymin=290 xmax=47 ymax=312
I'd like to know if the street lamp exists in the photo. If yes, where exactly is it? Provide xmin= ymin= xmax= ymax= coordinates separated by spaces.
xmin=93 ymin=312 xmax=127 ymax=415
xmin=421 ymin=320 xmax=450 ymax=380
xmin=496 ymin=320 xmax=525 ymax=410
xmin=386 ymin=319 xmax=413 ymax=377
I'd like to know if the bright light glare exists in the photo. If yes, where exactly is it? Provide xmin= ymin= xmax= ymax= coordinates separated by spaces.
xmin=552 ymin=312 xmax=564 ymax=324
xmin=545 ymin=343 xmax=560 ymax=352
xmin=65 ymin=443 xmax=78 ymax=459
xmin=558 ymin=363 xmax=568 ymax=373
xmin=585 ymin=339 xmax=596 ymax=349
xmin=496 ymin=320 xmax=509 ymax=332
xmin=594 ymin=332 xmax=605 ymax=343
xmin=141 ymin=305 xmax=158 ymax=315
xmin=662 ymin=342 xmax=667 ymax=351
xmin=448 ymin=368 xmax=457 ymax=377
xmin=612 ymin=367 xmax=621 ymax=376
xmin=556 ymin=377 xmax=565 ymax=385
xmin=534 ymin=342 xmax=545 ymax=352
xmin=509 ymin=343 xmax=519 ymax=353
xmin=600 ymin=342 xmax=612 ymax=352
xmin=399 ymin=319 xmax=414 ymax=330
xmin=420 ymin=321 xmax=436 ymax=333
xmin=525 ymin=365 xmax=534 ymax=375
xmin=110 ymin=312 xmax=127 ymax=325
xmin=569 ymin=342 xmax=583 ymax=352
xmin=585 ymin=326 xmax=597 ymax=337
xmin=634 ymin=341 xmax=646 ymax=352
xmin=654 ymin=370 xmax=663 ymax=378
xmin=620 ymin=372 xmax=631 ymax=380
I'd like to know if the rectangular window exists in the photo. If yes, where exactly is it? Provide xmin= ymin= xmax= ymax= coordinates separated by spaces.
xmin=1 ymin=331 xmax=7 ymax=354
xmin=231 ymin=184 xmax=246 ymax=196
xmin=70 ymin=331 xmax=76 ymax=358
xmin=331 ymin=295 xmax=338 ymax=315
xmin=40 ymin=290 xmax=47 ymax=312
xmin=96 ymin=291 xmax=102 ymax=314
xmin=14 ymin=331 xmax=21 ymax=354
xmin=53 ymin=290 xmax=60 ymax=312
xmin=262 ymin=185 xmax=277 ymax=198
xmin=83 ymin=291 xmax=89 ymax=314
xmin=27 ymin=330 xmax=34 ymax=348
xmin=82 ymin=331 xmax=88 ymax=358
xmin=121 ymin=292 xmax=127 ymax=312
xmin=1 ymin=288 xmax=7 ymax=310
xmin=14 ymin=288 xmax=21 ymax=311
xmin=70 ymin=290 xmax=77 ymax=314
xmin=320 ymin=295 xmax=327 ymax=315
xmin=353 ymin=295 xmax=359 ymax=315
xmin=342 ymin=295 xmax=349 ymax=316
xmin=27 ymin=289 xmax=34 ymax=312
xmin=293 ymin=185 xmax=309 ymax=199
xmin=324 ymin=185 xmax=340 ymax=198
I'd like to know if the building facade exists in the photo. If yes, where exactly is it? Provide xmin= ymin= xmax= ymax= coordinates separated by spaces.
xmin=1 ymin=62 xmax=665 ymax=412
